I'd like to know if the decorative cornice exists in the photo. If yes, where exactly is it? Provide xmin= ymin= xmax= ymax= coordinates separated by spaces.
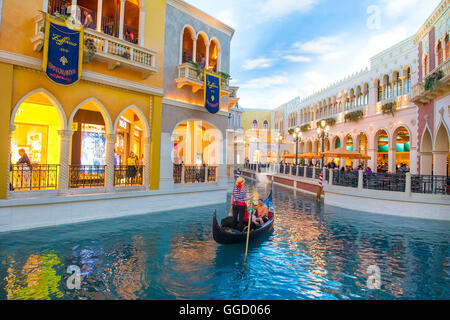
xmin=0 ymin=50 xmax=164 ymax=96
xmin=414 ymin=0 xmax=449 ymax=43
xmin=167 ymin=0 xmax=235 ymax=39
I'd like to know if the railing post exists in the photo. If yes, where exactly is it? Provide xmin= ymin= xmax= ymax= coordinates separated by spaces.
xmin=312 ymin=167 xmax=316 ymax=179
xmin=205 ymin=165 xmax=209 ymax=184
xmin=405 ymin=172 xmax=411 ymax=196
xmin=358 ymin=170 xmax=363 ymax=191
xmin=303 ymin=166 xmax=307 ymax=178
xmin=329 ymin=169 xmax=334 ymax=185
xmin=182 ymin=165 xmax=186 ymax=184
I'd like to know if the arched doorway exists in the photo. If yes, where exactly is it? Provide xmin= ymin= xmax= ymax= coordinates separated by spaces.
xmin=393 ymin=126 xmax=410 ymax=173
xmin=172 ymin=120 xmax=221 ymax=183
xmin=10 ymin=91 xmax=65 ymax=191
xmin=334 ymin=136 xmax=341 ymax=149
xmin=357 ymin=132 xmax=368 ymax=168
xmin=433 ymin=123 xmax=450 ymax=176
xmin=114 ymin=107 xmax=150 ymax=186
xmin=208 ymin=38 xmax=220 ymax=72
xmin=420 ymin=128 xmax=433 ymax=175
xmin=68 ymin=99 xmax=112 ymax=188
xmin=376 ymin=129 xmax=389 ymax=172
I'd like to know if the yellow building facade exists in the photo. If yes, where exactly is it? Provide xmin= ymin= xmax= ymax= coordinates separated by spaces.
xmin=0 ymin=0 xmax=167 ymax=199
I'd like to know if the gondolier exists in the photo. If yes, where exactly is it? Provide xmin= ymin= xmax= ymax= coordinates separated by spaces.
xmin=231 ymin=177 xmax=252 ymax=231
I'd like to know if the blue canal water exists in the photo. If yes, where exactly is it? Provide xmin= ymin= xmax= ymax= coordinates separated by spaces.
xmin=0 ymin=181 xmax=449 ymax=300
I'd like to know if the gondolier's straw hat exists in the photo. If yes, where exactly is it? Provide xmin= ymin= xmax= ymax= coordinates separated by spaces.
xmin=236 ymin=177 xmax=245 ymax=185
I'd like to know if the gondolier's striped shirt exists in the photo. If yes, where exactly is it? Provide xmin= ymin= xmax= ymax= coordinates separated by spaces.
xmin=233 ymin=186 xmax=247 ymax=204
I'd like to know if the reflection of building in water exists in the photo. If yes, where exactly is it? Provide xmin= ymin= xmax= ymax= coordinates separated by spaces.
xmin=5 ymin=252 xmax=64 ymax=300
xmin=68 ymin=236 xmax=148 ymax=300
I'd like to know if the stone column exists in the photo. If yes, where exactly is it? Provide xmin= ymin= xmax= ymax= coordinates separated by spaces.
xmin=143 ymin=136 xmax=151 ymax=190
xmin=367 ymin=148 xmax=377 ymax=172
xmin=138 ymin=6 xmax=145 ymax=47
xmin=405 ymin=172 xmax=412 ymax=196
xmin=409 ymin=145 xmax=418 ymax=175
xmin=6 ymin=125 xmax=17 ymax=197
xmin=105 ymin=133 xmax=116 ymax=192
xmin=96 ymin=0 xmax=103 ymax=32
xmin=388 ymin=146 xmax=396 ymax=173
xmin=119 ymin=0 xmax=125 ymax=40
xmin=159 ymin=132 xmax=174 ymax=189
xmin=192 ymin=36 xmax=197 ymax=63
xmin=58 ymin=130 xmax=73 ymax=195
xmin=357 ymin=170 xmax=363 ymax=191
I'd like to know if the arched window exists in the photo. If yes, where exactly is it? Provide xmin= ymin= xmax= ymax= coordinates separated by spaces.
xmin=208 ymin=39 xmax=220 ymax=73
xmin=181 ymin=26 xmax=195 ymax=63
xmin=263 ymin=120 xmax=269 ymax=129
xmin=252 ymin=120 xmax=258 ymax=129
xmin=393 ymin=71 xmax=400 ymax=97
xmin=376 ymin=79 xmax=382 ymax=102
xmin=403 ymin=67 xmax=411 ymax=94
xmin=196 ymin=33 xmax=208 ymax=69
xmin=424 ymin=55 xmax=429 ymax=77
xmin=445 ymin=34 xmax=449 ymax=60
xmin=437 ymin=40 xmax=443 ymax=66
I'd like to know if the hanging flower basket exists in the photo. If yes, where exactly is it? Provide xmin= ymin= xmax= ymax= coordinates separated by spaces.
xmin=300 ymin=124 xmax=310 ymax=132
xmin=344 ymin=110 xmax=364 ymax=122
xmin=317 ymin=118 xmax=336 ymax=127
xmin=382 ymin=102 xmax=396 ymax=117
xmin=424 ymin=70 xmax=444 ymax=91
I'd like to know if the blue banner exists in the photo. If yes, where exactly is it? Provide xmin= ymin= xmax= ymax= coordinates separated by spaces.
xmin=43 ymin=15 xmax=83 ymax=86
xmin=204 ymin=72 xmax=221 ymax=114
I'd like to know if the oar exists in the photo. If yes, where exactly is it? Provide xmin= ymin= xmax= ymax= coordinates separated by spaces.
xmin=242 ymin=202 xmax=253 ymax=269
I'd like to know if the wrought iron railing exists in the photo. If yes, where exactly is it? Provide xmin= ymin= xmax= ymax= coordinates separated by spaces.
xmin=306 ymin=167 xmax=314 ymax=178
xmin=363 ymin=172 xmax=406 ymax=192
xmin=411 ymin=175 xmax=449 ymax=195
xmin=291 ymin=165 xmax=297 ymax=176
xmin=208 ymin=166 xmax=218 ymax=182
xmin=314 ymin=169 xmax=322 ymax=180
xmin=333 ymin=171 xmax=358 ymax=188
xmin=10 ymin=164 xmax=59 ymax=191
xmin=298 ymin=166 xmax=305 ymax=177
xmin=184 ymin=166 xmax=206 ymax=183
xmin=69 ymin=165 xmax=106 ymax=188
xmin=325 ymin=169 xmax=330 ymax=182
xmin=48 ymin=0 xmax=70 ymax=16
xmin=114 ymin=165 xmax=144 ymax=187
xmin=279 ymin=164 xmax=285 ymax=174
xmin=173 ymin=164 xmax=182 ymax=184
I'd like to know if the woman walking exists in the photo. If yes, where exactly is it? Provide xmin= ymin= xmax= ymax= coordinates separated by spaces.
xmin=231 ymin=177 xmax=252 ymax=231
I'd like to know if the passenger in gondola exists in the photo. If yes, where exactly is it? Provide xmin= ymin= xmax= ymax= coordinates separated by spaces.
xmin=231 ymin=177 xmax=252 ymax=231
xmin=254 ymin=198 xmax=269 ymax=226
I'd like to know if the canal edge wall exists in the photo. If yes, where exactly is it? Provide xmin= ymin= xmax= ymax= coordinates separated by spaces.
xmin=0 ymin=185 xmax=228 ymax=233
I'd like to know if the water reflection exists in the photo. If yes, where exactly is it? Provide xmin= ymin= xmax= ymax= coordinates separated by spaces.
xmin=0 ymin=181 xmax=449 ymax=300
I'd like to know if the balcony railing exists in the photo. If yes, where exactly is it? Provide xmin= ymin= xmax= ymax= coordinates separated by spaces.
xmin=411 ymin=175 xmax=449 ymax=195
xmin=69 ymin=165 xmax=106 ymax=188
xmin=176 ymin=63 xmax=231 ymax=96
xmin=411 ymin=58 xmax=450 ymax=105
xmin=173 ymin=165 xmax=218 ymax=184
xmin=10 ymin=164 xmax=59 ymax=191
xmin=32 ymin=12 xmax=157 ymax=79
xmin=114 ymin=165 xmax=144 ymax=187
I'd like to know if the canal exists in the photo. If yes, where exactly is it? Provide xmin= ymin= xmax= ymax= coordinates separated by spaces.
xmin=0 ymin=180 xmax=449 ymax=300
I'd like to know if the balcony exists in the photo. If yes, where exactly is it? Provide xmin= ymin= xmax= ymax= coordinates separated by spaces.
xmin=175 ymin=63 xmax=231 ymax=97
xmin=32 ymin=12 xmax=157 ymax=79
xmin=228 ymin=86 xmax=240 ymax=110
xmin=411 ymin=59 xmax=450 ymax=106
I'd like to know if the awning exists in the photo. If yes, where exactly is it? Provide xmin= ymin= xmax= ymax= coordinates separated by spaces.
xmin=319 ymin=147 xmax=371 ymax=160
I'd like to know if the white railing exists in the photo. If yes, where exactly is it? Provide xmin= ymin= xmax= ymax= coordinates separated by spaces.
xmin=176 ymin=63 xmax=230 ymax=92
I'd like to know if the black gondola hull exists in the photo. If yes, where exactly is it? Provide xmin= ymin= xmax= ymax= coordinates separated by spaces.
xmin=212 ymin=211 xmax=274 ymax=245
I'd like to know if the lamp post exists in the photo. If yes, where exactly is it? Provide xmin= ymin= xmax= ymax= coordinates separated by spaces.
xmin=276 ymin=133 xmax=283 ymax=164
xmin=316 ymin=120 xmax=330 ymax=168
xmin=292 ymin=127 xmax=302 ymax=166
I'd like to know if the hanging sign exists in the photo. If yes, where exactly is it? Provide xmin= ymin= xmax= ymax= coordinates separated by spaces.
xmin=204 ymin=71 xmax=221 ymax=114
xmin=43 ymin=14 xmax=83 ymax=86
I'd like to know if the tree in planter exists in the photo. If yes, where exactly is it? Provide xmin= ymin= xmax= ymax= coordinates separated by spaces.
xmin=344 ymin=110 xmax=364 ymax=122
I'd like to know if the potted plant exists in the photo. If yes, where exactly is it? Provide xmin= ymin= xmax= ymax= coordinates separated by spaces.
xmin=424 ymin=70 xmax=444 ymax=91
xmin=382 ymin=102 xmax=396 ymax=117
xmin=344 ymin=110 xmax=364 ymax=122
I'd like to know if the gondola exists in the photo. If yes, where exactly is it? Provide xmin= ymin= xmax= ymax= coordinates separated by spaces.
xmin=212 ymin=192 xmax=274 ymax=245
